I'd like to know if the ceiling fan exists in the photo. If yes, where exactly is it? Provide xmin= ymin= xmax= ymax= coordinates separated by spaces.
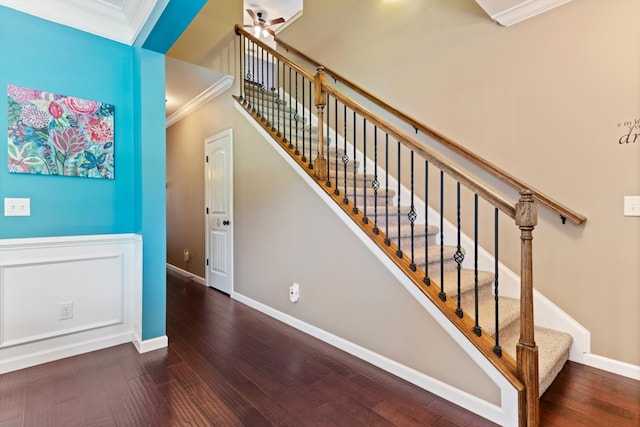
xmin=245 ymin=8 xmax=285 ymax=37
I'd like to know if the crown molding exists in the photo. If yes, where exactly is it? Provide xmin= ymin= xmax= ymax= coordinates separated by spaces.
xmin=166 ymin=75 xmax=234 ymax=128
xmin=0 ymin=0 xmax=157 ymax=45
xmin=475 ymin=0 xmax=572 ymax=27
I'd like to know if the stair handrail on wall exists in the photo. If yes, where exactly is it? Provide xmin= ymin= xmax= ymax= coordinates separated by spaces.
xmin=273 ymin=35 xmax=586 ymax=227
xmin=235 ymin=25 xmax=548 ymax=426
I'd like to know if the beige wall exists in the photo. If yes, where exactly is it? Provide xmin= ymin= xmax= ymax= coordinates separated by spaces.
xmin=166 ymin=92 xmax=500 ymax=403
xmin=277 ymin=0 xmax=640 ymax=365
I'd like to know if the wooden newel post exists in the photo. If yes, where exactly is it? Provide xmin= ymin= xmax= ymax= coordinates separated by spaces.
xmin=515 ymin=190 xmax=539 ymax=427
xmin=313 ymin=67 xmax=327 ymax=181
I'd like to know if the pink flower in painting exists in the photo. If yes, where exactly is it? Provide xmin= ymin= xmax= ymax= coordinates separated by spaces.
xmin=8 ymin=158 xmax=30 ymax=174
xmin=48 ymin=101 xmax=64 ymax=119
xmin=8 ymin=85 xmax=41 ymax=104
xmin=84 ymin=117 xmax=113 ymax=143
xmin=50 ymin=127 xmax=88 ymax=156
xmin=20 ymin=105 xmax=51 ymax=129
xmin=63 ymin=97 xmax=99 ymax=115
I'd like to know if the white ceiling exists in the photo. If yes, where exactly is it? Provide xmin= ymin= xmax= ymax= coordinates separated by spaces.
xmin=0 ymin=0 xmax=159 ymax=45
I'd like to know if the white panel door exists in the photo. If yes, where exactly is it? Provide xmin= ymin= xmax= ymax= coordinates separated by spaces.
xmin=205 ymin=130 xmax=233 ymax=294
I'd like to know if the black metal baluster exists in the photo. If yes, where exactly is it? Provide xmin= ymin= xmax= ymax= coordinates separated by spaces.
xmin=493 ymin=207 xmax=502 ymax=356
xmin=408 ymin=150 xmax=417 ymax=271
xmin=362 ymin=119 xmax=368 ymax=223
xmin=325 ymin=93 xmax=331 ymax=187
xmin=294 ymin=72 xmax=299 ymax=155
xmin=270 ymin=53 xmax=276 ymax=131
xmin=473 ymin=194 xmax=482 ymax=337
xmin=287 ymin=67 xmax=292 ymax=148
xmin=352 ymin=112 xmax=358 ymax=214
xmin=276 ymin=59 xmax=281 ymax=138
xmin=333 ymin=98 xmax=339 ymax=196
xmin=424 ymin=160 xmax=431 ymax=286
xmin=239 ymin=35 xmax=244 ymax=102
xmin=260 ymin=47 xmax=265 ymax=121
xmin=396 ymin=140 xmax=402 ymax=258
xmin=455 ymin=182 xmax=464 ymax=318
xmin=384 ymin=134 xmax=390 ymax=246
xmin=342 ymin=105 xmax=348 ymax=204
xmin=439 ymin=170 xmax=446 ymax=302
xmin=372 ymin=127 xmax=380 ymax=234
xmin=308 ymin=81 xmax=313 ymax=169
xmin=250 ymin=41 xmax=256 ymax=112
xmin=301 ymin=76 xmax=306 ymax=163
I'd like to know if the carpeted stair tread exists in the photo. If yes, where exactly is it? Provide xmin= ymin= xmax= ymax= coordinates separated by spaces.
xmin=499 ymin=322 xmax=573 ymax=396
xmin=385 ymin=224 xmax=438 ymax=240
xmin=438 ymin=269 xmax=495 ymax=298
xmin=458 ymin=288 xmax=520 ymax=337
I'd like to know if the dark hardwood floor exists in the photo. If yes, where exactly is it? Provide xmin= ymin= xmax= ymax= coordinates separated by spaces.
xmin=1 ymin=272 xmax=638 ymax=426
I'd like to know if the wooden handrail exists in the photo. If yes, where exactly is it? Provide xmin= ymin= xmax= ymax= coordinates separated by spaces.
xmin=322 ymin=84 xmax=516 ymax=219
xmin=274 ymin=36 xmax=586 ymax=226
xmin=235 ymin=25 xmax=314 ymax=82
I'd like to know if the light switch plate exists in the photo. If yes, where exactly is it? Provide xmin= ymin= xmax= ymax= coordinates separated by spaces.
xmin=4 ymin=198 xmax=30 ymax=216
xmin=624 ymin=196 xmax=640 ymax=217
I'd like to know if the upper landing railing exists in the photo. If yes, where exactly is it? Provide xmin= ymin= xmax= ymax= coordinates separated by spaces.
xmin=273 ymin=36 xmax=586 ymax=226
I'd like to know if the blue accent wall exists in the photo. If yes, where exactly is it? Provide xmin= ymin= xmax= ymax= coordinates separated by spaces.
xmin=0 ymin=6 xmax=167 ymax=340
xmin=142 ymin=0 xmax=207 ymax=53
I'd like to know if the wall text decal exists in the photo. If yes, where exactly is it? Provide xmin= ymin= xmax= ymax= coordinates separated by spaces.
xmin=617 ymin=117 xmax=640 ymax=145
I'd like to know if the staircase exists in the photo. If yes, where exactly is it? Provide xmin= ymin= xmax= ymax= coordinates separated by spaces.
xmin=240 ymin=80 xmax=573 ymax=397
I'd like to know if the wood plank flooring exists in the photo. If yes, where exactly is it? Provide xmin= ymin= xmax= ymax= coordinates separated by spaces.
xmin=0 ymin=271 xmax=638 ymax=426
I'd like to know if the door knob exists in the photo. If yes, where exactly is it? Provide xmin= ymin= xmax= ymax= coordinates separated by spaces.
xmin=223 ymin=220 xmax=230 ymax=226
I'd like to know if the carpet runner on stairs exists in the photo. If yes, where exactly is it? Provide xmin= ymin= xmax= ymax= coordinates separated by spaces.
xmin=241 ymin=82 xmax=573 ymax=396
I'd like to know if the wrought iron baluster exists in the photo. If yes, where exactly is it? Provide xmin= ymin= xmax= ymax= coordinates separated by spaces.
xmin=352 ymin=112 xmax=358 ymax=214
xmin=239 ymin=35 xmax=243 ymax=101
xmin=372 ymin=127 xmax=380 ymax=234
xmin=473 ymin=194 xmax=482 ymax=337
xmin=276 ymin=59 xmax=281 ymax=138
xmin=362 ymin=119 xmax=368 ymax=222
xmin=325 ymin=93 xmax=331 ymax=187
xmin=384 ymin=134 xmax=390 ymax=246
xmin=333 ymin=98 xmax=339 ymax=196
xmin=455 ymin=182 xmax=464 ymax=318
xmin=301 ymin=76 xmax=306 ymax=163
xmin=342 ymin=105 xmax=348 ymax=204
xmin=294 ymin=72 xmax=299 ymax=155
xmin=308 ymin=81 xmax=313 ymax=169
xmin=287 ymin=67 xmax=292 ymax=148
xmin=409 ymin=151 xmax=416 ymax=271
xmin=424 ymin=160 xmax=431 ymax=286
xmin=439 ymin=170 xmax=446 ymax=302
xmin=260 ymin=47 xmax=265 ymax=121
xmin=396 ymin=140 xmax=402 ymax=258
xmin=494 ymin=207 xmax=502 ymax=356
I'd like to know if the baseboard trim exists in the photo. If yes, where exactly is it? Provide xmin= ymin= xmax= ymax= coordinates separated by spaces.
xmin=582 ymin=353 xmax=640 ymax=381
xmin=0 ymin=333 xmax=132 ymax=375
xmin=132 ymin=334 xmax=168 ymax=354
xmin=232 ymin=291 xmax=505 ymax=425
xmin=166 ymin=263 xmax=206 ymax=285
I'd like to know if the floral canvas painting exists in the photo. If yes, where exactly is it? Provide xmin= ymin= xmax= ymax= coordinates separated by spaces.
xmin=7 ymin=84 xmax=114 ymax=179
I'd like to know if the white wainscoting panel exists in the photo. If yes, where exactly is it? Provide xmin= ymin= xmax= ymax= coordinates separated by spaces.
xmin=0 ymin=234 xmax=143 ymax=374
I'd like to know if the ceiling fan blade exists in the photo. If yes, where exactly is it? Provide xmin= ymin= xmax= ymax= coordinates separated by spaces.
xmin=246 ymin=9 xmax=256 ymax=21
xmin=266 ymin=17 xmax=285 ymax=26
xmin=266 ymin=27 xmax=276 ymax=37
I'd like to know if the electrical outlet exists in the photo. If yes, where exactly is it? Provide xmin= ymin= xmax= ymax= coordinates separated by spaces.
xmin=624 ymin=196 xmax=640 ymax=217
xmin=183 ymin=249 xmax=190 ymax=262
xmin=59 ymin=302 xmax=73 ymax=320
xmin=289 ymin=282 xmax=300 ymax=303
